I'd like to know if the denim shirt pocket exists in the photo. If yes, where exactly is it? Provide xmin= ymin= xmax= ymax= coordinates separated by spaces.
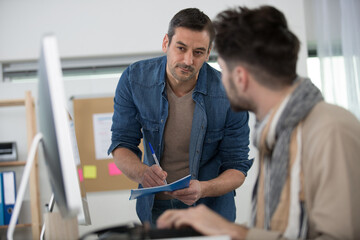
xmin=200 ymin=129 xmax=224 ymax=163
xmin=136 ymin=114 xmax=160 ymax=149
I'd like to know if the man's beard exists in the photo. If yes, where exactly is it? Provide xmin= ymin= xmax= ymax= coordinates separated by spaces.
xmin=169 ymin=63 xmax=196 ymax=82
xmin=229 ymin=96 xmax=253 ymax=112
xmin=227 ymin=76 xmax=254 ymax=112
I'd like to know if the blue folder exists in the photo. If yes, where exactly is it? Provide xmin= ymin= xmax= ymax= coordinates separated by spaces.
xmin=2 ymin=171 xmax=16 ymax=225
xmin=129 ymin=174 xmax=191 ymax=200
xmin=0 ymin=172 xmax=4 ymax=225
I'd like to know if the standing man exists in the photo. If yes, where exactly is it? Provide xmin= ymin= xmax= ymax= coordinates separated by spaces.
xmin=157 ymin=5 xmax=360 ymax=239
xmin=108 ymin=8 xmax=253 ymax=225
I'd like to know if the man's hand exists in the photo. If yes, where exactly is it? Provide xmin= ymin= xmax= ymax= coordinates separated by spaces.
xmin=166 ymin=180 xmax=202 ymax=205
xmin=157 ymin=204 xmax=248 ymax=240
xmin=140 ymin=165 xmax=168 ymax=188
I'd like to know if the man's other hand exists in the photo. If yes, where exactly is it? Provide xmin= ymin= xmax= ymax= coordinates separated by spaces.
xmin=166 ymin=180 xmax=202 ymax=205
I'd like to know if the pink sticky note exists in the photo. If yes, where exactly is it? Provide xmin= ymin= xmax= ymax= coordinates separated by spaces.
xmin=108 ymin=162 xmax=122 ymax=176
xmin=78 ymin=168 xmax=84 ymax=182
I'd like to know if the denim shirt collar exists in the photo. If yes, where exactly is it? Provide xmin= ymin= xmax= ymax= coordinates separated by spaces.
xmin=194 ymin=65 xmax=208 ymax=96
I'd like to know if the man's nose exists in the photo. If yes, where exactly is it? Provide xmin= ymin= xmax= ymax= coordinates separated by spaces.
xmin=183 ymin=51 xmax=194 ymax=66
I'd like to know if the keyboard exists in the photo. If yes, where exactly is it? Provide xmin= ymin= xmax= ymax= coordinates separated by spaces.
xmin=79 ymin=223 xmax=203 ymax=240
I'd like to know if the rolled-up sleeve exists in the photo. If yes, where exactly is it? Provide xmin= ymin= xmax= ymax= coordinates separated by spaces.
xmin=108 ymin=67 xmax=143 ymax=160
xmin=219 ymin=109 xmax=253 ymax=176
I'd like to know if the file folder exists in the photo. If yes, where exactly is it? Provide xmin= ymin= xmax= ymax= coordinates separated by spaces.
xmin=129 ymin=174 xmax=191 ymax=200
xmin=2 ymin=171 xmax=16 ymax=225
xmin=0 ymin=172 xmax=4 ymax=225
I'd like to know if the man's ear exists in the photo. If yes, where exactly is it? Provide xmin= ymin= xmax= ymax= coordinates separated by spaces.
xmin=233 ymin=65 xmax=249 ymax=92
xmin=162 ymin=34 xmax=169 ymax=53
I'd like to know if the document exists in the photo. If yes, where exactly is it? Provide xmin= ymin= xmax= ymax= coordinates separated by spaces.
xmin=92 ymin=113 xmax=113 ymax=160
xmin=129 ymin=174 xmax=191 ymax=200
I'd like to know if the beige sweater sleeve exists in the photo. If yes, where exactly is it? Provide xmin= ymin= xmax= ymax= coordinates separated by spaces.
xmin=301 ymin=103 xmax=360 ymax=240
xmin=246 ymin=228 xmax=283 ymax=240
xmin=246 ymin=103 xmax=360 ymax=240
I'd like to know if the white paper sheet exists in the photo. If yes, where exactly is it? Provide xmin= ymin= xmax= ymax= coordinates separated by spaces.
xmin=3 ymin=172 xmax=15 ymax=204
xmin=92 ymin=113 xmax=113 ymax=160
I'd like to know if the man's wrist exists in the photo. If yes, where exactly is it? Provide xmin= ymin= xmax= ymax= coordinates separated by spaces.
xmin=228 ymin=224 xmax=248 ymax=240
xmin=137 ymin=163 xmax=149 ymax=184
xmin=199 ymin=180 xmax=210 ymax=198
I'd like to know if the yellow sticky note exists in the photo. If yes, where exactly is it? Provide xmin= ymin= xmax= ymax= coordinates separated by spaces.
xmin=83 ymin=165 xmax=97 ymax=179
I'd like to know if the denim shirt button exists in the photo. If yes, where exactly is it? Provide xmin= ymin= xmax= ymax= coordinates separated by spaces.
xmin=161 ymin=119 xmax=164 ymax=123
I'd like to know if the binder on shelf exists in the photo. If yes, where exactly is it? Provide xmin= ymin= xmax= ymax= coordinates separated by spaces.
xmin=0 ymin=172 xmax=4 ymax=225
xmin=2 ymin=171 xmax=17 ymax=225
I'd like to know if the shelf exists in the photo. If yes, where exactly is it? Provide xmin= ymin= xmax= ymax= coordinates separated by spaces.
xmin=0 ymin=224 xmax=32 ymax=230
xmin=0 ymin=99 xmax=25 ymax=107
xmin=0 ymin=91 xmax=41 ymax=239
xmin=0 ymin=161 xmax=26 ymax=167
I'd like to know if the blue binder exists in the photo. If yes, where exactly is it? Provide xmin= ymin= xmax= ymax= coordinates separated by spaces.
xmin=2 ymin=171 xmax=16 ymax=225
xmin=0 ymin=172 xmax=5 ymax=225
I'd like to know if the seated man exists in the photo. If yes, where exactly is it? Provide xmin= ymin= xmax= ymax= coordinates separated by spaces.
xmin=157 ymin=5 xmax=360 ymax=240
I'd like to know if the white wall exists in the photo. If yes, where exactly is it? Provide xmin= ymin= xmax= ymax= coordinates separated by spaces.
xmin=0 ymin=0 xmax=307 ymax=238
xmin=0 ymin=0 xmax=308 ymax=69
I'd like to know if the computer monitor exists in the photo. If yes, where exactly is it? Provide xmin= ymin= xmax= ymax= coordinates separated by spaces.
xmin=37 ymin=34 xmax=91 ymax=225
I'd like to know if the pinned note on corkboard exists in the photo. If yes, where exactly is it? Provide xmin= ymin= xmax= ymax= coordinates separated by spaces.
xmin=72 ymin=95 xmax=142 ymax=192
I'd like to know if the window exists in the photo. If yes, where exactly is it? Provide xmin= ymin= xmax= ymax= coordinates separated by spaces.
xmin=307 ymin=56 xmax=349 ymax=110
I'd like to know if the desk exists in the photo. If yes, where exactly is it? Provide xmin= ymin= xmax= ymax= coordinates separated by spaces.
xmin=157 ymin=236 xmax=230 ymax=240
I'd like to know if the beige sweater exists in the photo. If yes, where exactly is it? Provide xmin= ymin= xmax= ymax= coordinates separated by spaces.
xmin=247 ymin=102 xmax=360 ymax=240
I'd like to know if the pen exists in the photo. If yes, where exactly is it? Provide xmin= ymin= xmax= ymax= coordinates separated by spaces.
xmin=148 ymin=142 xmax=168 ymax=184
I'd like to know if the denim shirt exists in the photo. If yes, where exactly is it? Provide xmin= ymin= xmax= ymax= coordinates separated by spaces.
xmin=108 ymin=56 xmax=253 ymax=223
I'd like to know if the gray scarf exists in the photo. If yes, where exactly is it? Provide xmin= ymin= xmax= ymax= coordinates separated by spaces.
xmin=251 ymin=77 xmax=323 ymax=232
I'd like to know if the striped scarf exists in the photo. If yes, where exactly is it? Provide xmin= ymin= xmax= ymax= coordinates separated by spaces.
xmin=251 ymin=77 xmax=323 ymax=238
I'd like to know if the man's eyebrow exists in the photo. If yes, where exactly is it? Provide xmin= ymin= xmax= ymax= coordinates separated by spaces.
xmin=176 ymin=41 xmax=187 ymax=47
xmin=176 ymin=41 xmax=207 ymax=52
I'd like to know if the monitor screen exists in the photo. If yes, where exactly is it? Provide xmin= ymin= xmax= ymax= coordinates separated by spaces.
xmin=37 ymin=34 xmax=91 ymax=225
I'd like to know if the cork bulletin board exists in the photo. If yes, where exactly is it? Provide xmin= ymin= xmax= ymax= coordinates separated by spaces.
xmin=72 ymin=96 xmax=142 ymax=192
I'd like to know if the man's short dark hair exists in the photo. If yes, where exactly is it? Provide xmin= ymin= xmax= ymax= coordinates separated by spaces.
xmin=168 ymin=8 xmax=215 ymax=51
xmin=213 ymin=6 xmax=300 ymax=88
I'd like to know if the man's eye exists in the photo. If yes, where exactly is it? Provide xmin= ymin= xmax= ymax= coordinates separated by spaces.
xmin=178 ymin=47 xmax=185 ymax=51
xmin=194 ymin=51 xmax=204 ymax=56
